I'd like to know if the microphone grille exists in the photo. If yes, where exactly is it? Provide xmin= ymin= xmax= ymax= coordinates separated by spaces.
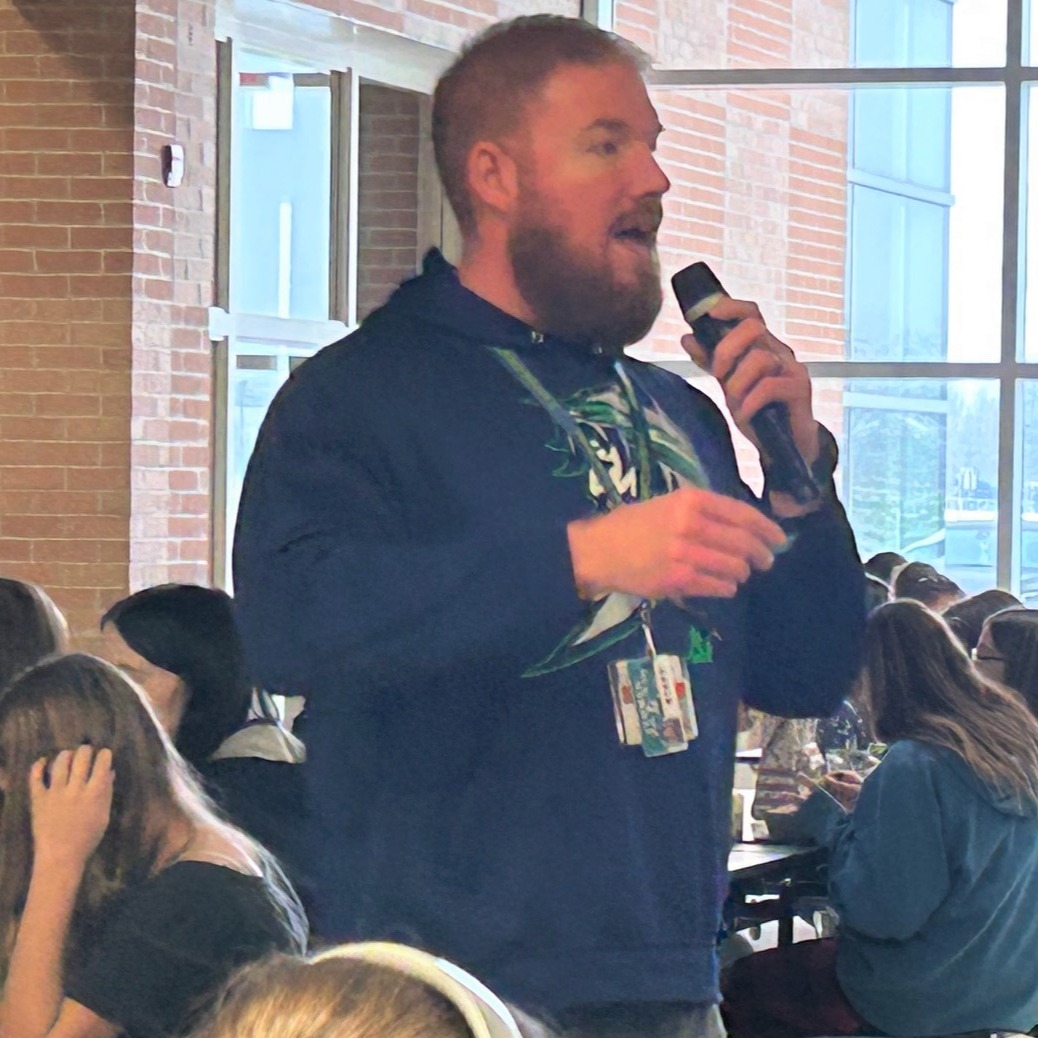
xmin=671 ymin=261 xmax=727 ymax=312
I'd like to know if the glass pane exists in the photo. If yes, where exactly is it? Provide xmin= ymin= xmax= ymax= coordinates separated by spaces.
xmin=686 ymin=377 xmax=1001 ymax=591
xmin=851 ymin=86 xmax=951 ymax=188
xmin=1020 ymin=382 xmax=1038 ymax=603
xmin=227 ymin=343 xmax=318 ymax=527
xmin=815 ymin=378 xmax=999 ymax=594
xmin=1021 ymin=83 xmax=1038 ymax=360
xmin=1029 ymin=0 xmax=1038 ymax=65
xmin=230 ymin=358 xmax=284 ymax=505
xmin=629 ymin=86 xmax=1003 ymax=364
xmin=618 ymin=0 xmax=1005 ymax=71
xmin=847 ymin=186 xmax=947 ymax=361
xmin=230 ymin=52 xmax=332 ymax=321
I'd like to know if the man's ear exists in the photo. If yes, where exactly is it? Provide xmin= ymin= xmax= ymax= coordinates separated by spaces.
xmin=465 ymin=140 xmax=520 ymax=221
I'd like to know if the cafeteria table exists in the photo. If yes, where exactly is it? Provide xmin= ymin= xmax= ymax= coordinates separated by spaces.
xmin=727 ymin=841 xmax=828 ymax=945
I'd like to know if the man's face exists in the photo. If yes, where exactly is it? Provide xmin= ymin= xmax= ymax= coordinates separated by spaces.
xmin=505 ymin=60 xmax=671 ymax=354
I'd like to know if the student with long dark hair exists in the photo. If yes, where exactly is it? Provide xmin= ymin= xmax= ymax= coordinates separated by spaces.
xmin=0 ymin=654 xmax=306 ymax=1038
xmin=891 ymin=560 xmax=964 ymax=612
xmin=722 ymin=600 xmax=1038 ymax=1037
xmin=942 ymin=588 xmax=1020 ymax=653
xmin=0 ymin=577 xmax=68 ymax=689
xmin=976 ymin=607 xmax=1038 ymax=718
xmin=100 ymin=585 xmax=284 ymax=764
xmin=862 ymin=551 xmax=904 ymax=585
xmin=99 ymin=585 xmax=307 ymax=886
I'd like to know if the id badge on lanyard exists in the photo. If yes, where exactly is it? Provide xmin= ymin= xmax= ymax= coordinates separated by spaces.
xmin=608 ymin=605 xmax=699 ymax=757
xmin=490 ymin=348 xmax=705 ymax=757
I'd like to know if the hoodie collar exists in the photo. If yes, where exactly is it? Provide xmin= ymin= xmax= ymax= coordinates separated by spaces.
xmin=391 ymin=249 xmax=602 ymax=355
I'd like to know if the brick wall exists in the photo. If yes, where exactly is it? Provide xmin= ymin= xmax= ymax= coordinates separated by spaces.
xmin=0 ymin=0 xmax=592 ymax=646
xmin=129 ymin=0 xmax=215 ymax=592
xmin=357 ymin=83 xmax=421 ymax=322
xmin=0 ymin=0 xmax=213 ymax=646
xmin=0 ymin=0 xmax=137 ymax=644
xmin=289 ymin=0 xmax=580 ymax=53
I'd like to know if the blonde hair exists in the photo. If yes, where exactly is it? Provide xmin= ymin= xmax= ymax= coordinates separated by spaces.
xmin=0 ymin=654 xmax=306 ymax=978
xmin=865 ymin=600 xmax=1038 ymax=806
xmin=193 ymin=943 xmax=553 ymax=1038
xmin=196 ymin=955 xmax=470 ymax=1038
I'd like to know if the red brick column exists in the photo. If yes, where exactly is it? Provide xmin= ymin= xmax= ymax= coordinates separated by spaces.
xmin=129 ymin=0 xmax=216 ymax=591
xmin=0 ymin=0 xmax=214 ymax=645
xmin=357 ymin=83 xmax=421 ymax=321
xmin=0 ymin=0 xmax=137 ymax=643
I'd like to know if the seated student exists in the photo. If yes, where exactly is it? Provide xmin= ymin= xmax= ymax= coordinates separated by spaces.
xmin=943 ymin=588 xmax=1021 ymax=654
xmin=0 ymin=577 xmax=68 ymax=688
xmin=99 ymin=585 xmax=308 ymax=888
xmin=975 ymin=607 xmax=1038 ymax=716
xmin=862 ymin=551 xmax=905 ymax=586
xmin=891 ymin=560 xmax=964 ymax=612
xmin=751 ymin=702 xmax=871 ymax=843
xmin=722 ymin=600 xmax=1038 ymax=1038
xmin=0 ymin=653 xmax=307 ymax=1038
xmin=192 ymin=941 xmax=554 ymax=1038
xmin=862 ymin=573 xmax=889 ymax=614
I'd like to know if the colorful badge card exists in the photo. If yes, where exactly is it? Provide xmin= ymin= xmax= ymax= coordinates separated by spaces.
xmin=608 ymin=658 xmax=643 ymax=746
xmin=654 ymin=653 xmax=698 ymax=742
xmin=626 ymin=656 xmax=687 ymax=757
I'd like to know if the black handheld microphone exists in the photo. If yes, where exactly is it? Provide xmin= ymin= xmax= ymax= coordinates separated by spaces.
xmin=671 ymin=261 xmax=820 ymax=505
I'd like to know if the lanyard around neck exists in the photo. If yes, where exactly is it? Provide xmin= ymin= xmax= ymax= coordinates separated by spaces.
xmin=490 ymin=347 xmax=653 ymax=509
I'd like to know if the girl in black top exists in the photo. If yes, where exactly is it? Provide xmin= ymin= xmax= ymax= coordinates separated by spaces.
xmin=0 ymin=653 xmax=307 ymax=1038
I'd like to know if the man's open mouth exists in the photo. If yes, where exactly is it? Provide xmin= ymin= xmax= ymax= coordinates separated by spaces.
xmin=612 ymin=227 xmax=657 ymax=247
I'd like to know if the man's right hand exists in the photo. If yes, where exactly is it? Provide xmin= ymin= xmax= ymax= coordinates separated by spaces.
xmin=567 ymin=486 xmax=787 ymax=601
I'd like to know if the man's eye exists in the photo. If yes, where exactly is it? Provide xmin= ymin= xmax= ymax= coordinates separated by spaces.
xmin=592 ymin=140 xmax=620 ymax=157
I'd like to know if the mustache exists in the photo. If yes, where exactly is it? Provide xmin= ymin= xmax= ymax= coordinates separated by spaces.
xmin=611 ymin=200 xmax=664 ymax=236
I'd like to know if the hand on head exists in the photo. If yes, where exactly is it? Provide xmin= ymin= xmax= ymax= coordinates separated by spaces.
xmin=29 ymin=744 xmax=114 ymax=871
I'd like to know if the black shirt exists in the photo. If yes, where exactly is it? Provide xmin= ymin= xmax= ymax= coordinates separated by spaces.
xmin=66 ymin=861 xmax=305 ymax=1038
xmin=194 ymin=757 xmax=313 ymax=912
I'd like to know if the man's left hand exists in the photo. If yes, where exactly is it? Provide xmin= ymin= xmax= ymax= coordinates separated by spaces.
xmin=681 ymin=296 xmax=820 ymax=474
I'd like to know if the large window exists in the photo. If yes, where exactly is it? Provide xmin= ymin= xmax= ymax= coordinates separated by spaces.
xmin=843 ymin=1 xmax=953 ymax=586
xmin=630 ymin=0 xmax=1036 ymax=599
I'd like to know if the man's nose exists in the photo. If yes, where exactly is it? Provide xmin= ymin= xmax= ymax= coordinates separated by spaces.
xmin=637 ymin=145 xmax=671 ymax=197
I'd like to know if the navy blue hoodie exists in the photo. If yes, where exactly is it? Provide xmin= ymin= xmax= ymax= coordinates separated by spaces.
xmin=233 ymin=251 xmax=864 ymax=1012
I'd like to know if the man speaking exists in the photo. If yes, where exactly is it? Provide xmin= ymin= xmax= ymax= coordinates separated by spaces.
xmin=233 ymin=16 xmax=864 ymax=1038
